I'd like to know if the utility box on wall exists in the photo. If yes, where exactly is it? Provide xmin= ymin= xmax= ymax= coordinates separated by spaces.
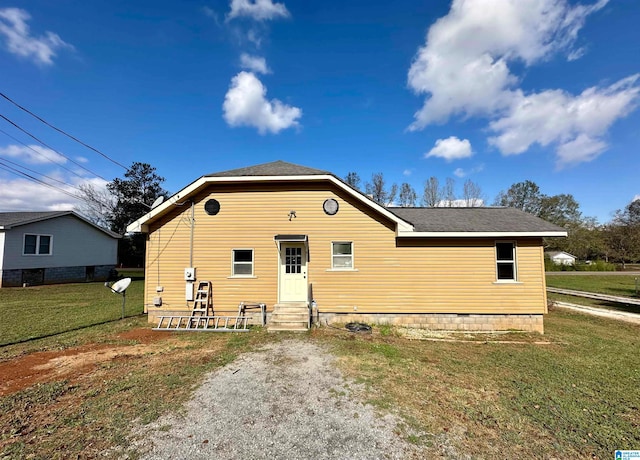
xmin=185 ymin=281 xmax=194 ymax=301
xmin=184 ymin=267 xmax=196 ymax=281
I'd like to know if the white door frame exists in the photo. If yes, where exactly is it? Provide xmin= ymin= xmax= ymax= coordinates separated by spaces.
xmin=277 ymin=241 xmax=308 ymax=303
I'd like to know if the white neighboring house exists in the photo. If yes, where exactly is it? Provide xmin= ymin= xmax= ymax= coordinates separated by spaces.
xmin=0 ymin=211 xmax=120 ymax=287
xmin=546 ymin=250 xmax=577 ymax=266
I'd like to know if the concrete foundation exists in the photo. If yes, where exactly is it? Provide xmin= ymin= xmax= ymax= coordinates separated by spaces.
xmin=319 ymin=312 xmax=544 ymax=333
xmin=1 ymin=264 xmax=115 ymax=287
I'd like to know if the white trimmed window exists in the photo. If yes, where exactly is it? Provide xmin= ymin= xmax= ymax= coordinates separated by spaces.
xmin=23 ymin=234 xmax=52 ymax=255
xmin=232 ymin=249 xmax=253 ymax=276
xmin=332 ymin=242 xmax=353 ymax=269
xmin=496 ymin=242 xmax=516 ymax=281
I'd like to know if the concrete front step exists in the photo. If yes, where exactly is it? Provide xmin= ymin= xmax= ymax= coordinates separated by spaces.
xmin=272 ymin=307 xmax=308 ymax=313
xmin=268 ymin=303 xmax=309 ymax=332
xmin=268 ymin=323 xmax=309 ymax=332
xmin=271 ymin=313 xmax=308 ymax=322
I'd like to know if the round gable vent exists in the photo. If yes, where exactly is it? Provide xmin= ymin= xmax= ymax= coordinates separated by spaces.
xmin=323 ymin=198 xmax=339 ymax=215
xmin=204 ymin=199 xmax=220 ymax=215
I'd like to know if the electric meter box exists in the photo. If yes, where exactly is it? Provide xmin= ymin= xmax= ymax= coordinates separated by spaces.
xmin=184 ymin=267 xmax=196 ymax=281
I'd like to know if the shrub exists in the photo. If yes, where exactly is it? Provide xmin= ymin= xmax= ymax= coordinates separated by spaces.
xmin=575 ymin=260 xmax=616 ymax=271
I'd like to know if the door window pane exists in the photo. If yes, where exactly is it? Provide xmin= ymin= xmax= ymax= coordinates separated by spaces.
xmin=285 ymin=247 xmax=302 ymax=274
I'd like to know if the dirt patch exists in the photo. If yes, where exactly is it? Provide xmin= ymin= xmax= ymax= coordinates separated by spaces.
xmin=117 ymin=328 xmax=170 ymax=344
xmin=0 ymin=328 xmax=177 ymax=396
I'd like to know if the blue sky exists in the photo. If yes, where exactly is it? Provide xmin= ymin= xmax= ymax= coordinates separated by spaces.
xmin=0 ymin=0 xmax=638 ymax=223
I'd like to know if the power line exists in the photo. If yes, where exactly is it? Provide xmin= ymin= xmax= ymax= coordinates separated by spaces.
xmin=0 ymin=154 xmax=83 ymax=192
xmin=0 ymin=159 xmax=83 ymax=201
xmin=0 ymin=127 xmax=94 ymax=182
xmin=0 ymin=92 xmax=128 ymax=170
xmin=0 ymin=113 xmax=108 ymax=181
xmin=0 ymin=158 xmax=117 ymax=214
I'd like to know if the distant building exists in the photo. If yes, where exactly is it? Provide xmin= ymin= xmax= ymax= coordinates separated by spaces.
xmin=546 ymin=251 xmax=577 ymax=266
xmin=0 ymin=211 xmax=120 ymax=287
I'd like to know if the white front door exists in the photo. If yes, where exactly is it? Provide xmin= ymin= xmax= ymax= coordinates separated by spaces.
xmin=279 ymin=243 xmax=307 ymax=302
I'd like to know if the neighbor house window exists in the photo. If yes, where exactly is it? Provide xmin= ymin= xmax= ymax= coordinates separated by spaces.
xmin=23 ymin=234 xmax=52 ymax=255
xmin=496 ymin=242 xmax=516 ymax=281
xmin=332 ymin=242 xmax=353 ymax=269
xmin=232 ymin=249 xmax=254 ymax=276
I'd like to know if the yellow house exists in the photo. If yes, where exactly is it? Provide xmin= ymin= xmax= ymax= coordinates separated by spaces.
xmin=127 ymin=161 xmax=566 ymax=333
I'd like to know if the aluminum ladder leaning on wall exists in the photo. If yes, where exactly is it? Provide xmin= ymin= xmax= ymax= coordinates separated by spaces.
xmin=153 ymin=281 xmax=250 ymax=332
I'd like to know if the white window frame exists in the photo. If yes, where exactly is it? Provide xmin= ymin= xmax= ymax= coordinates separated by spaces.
xmin=330 ymin=241 xmax=354 ymax=270
xmin=23 ymin=234 xmax=53 ymax=256
xmin=495 ymin=241 xmax=517 ymax=282
xmin=231 ymin=248 xmax=254 ymax=277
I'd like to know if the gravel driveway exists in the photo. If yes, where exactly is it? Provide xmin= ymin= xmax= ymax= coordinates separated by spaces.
xmin=136 ymin=340 xmax=420 ymax=459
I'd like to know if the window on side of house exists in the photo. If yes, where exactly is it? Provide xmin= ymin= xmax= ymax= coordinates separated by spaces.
xmin=232 ymin=249 xmax=254 ymax=276
xmin=332 ymin=242 xmax=353 ymax=269
xmin=496 ymin=242 xmax=516 ymax=281
xmin=23 ymin=234 xmax=52 ymax=255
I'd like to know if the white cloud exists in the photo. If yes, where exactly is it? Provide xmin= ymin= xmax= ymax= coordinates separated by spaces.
xmin=202 ymin=6 xmax=222 ymax=27
xmin=0 ymin=173 xmax=108 ymax=213
xmin=453 ymin=164 xmax=485 ymax=178
xmin=425 ymin=137 xmax=472 ymax=161
xmin=222 ymin=71 xmax=301 ymax=134
xmin=227 ymin=0 xmax=290 ymax=21
xmin=0 ymin=8 xmax=73 ymax=65
xmin=0 ymin=144 xmax=67 ymax=165
xmin=407 ymin=0 xmax=609 ymax=127
xmin=489 ymin=75 xmax=639 ymax=165
xmin=0 ymin=177 xmax=75 ymax=211
xmin=403 ymin=169 xmax=412 ymax=176
xmin=240 ymin=53 xmax=270 ymax=74
xmin=246 ymin=29 xmax=263 ymax=47
xmin=407 ymin=0 xmax=638 ymax=166
xmin=633 ymin=195 xmax=640 ymax=203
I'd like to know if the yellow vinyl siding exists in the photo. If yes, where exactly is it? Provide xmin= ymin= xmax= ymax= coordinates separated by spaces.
xmin=143 ymin=182 xmax=547 ymax=318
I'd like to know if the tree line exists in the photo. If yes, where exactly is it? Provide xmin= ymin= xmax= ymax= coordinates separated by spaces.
xmin=344 ymin=171 xmax=484 ymax=207
xmin=345 ymin=171 xmax=640 ymax=266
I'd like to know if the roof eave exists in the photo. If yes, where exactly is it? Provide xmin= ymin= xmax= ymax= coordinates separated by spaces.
xmin=397 ymin=230 xmax=568 ymax=238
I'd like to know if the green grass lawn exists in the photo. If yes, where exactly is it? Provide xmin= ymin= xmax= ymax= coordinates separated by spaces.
xmin=322 ymin=310 xmax=640 ymax=458
xmin=546 ymin=274 xmax=640 ymax=297
xmin=0 ymin=280 xmax=144 ymax=346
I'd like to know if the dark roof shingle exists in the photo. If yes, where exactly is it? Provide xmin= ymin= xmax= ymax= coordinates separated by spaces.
xmin=0 ymin=211 xmax=68 ymax=228
xmin=387 ymin=207 xmax=565 ymax=233
xmin=206 ymin=160 xmax=330 ymax=177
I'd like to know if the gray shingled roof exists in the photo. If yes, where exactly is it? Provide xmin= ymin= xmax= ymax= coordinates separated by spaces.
xmin=0 ymin=211 xmax=120 ymax=237
xmin=388 ymin=207 xmax=566 ymax=233
xmin=206 ymin=160 xmax=330 ymax=177
xmin=0 ymin=211 xmax=69 ymax=228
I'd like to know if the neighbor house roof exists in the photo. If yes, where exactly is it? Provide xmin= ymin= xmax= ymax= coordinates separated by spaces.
xmin=545 ymin=250 xmax=576 ymax=258
xmin=126 ymin=160 xmax=567 ymax=238
xmin=388 ymin=207 xmax=566 ymax=236
xmin=0 ymin=211 xmax=121 ymax=238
